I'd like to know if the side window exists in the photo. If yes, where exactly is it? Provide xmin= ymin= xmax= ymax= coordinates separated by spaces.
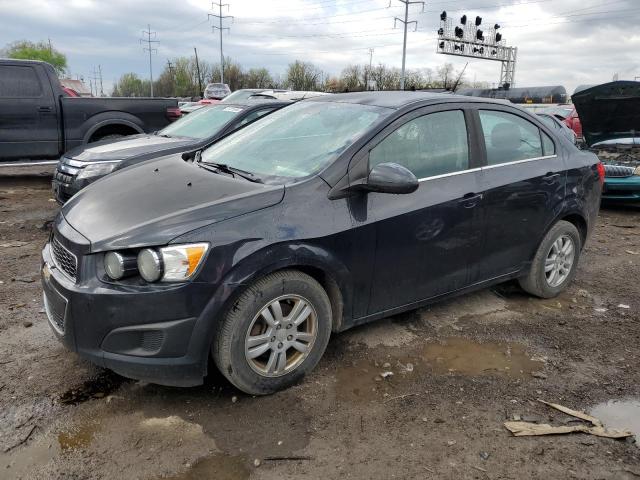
xmin=0 ymin=66 xmax=43 ymax=98
xmin=479 ymin=110 xmax=543 ymax=165
xmin=369 ymin=110 xmax=469 ymax=179
xmin=542 ymin=130 xmax=555 ymax=156
xmin=236 ymin=108 xmax=273 ymax=128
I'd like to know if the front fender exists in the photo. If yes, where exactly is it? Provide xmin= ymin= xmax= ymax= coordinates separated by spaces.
xmin=186 ymin=241 xmax=354 ymax=373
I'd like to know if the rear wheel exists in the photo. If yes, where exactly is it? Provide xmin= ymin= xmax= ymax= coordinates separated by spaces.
xmin=213 ymin=270 xmax=332 ymax=395
xmin=518 ymin=220 xmax=581 ymax=298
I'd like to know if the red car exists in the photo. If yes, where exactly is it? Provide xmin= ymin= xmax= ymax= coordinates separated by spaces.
xmin=564 ymin=106 xmax=583 ymax=140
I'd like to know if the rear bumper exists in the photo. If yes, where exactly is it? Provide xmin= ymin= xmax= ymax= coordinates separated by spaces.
xmin=41 ymin=242 xmax=215 ymax=387
xmin=603 ymin=176 xmax=640 ymax=202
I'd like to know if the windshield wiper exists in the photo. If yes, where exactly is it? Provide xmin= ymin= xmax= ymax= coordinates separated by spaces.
xmin=198 ymin=161 xmax=263 ymax=183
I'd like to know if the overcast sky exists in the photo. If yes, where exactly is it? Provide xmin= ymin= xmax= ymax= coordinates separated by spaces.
xmin=0 ymin=0 xmax=638 ymax=95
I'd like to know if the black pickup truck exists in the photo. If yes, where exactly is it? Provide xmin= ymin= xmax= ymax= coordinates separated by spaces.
xmin=0 ymin=59 xmax=180 ymax=163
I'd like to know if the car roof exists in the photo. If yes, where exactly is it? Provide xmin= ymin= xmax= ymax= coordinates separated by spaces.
xmin=306 ymin=91 xmax=507 ymax=109
xmin=222 ymin=100 xmax=293 ymax=109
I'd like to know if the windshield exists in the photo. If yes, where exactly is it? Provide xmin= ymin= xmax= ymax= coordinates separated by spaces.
xmin=222 ymin=90 xmax=262 ymax=103
xmin=158 ymin=105 xmax=244 ymax=139
xmin=200 ymin=101 xmax=391 ymax=180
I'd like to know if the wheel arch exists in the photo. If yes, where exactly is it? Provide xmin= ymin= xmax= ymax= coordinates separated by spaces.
xmin=81 ymin=113 xmax=145 ymax=144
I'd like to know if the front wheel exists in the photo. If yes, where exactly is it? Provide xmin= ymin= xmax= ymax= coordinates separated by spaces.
xmin=518 ymin=220 xmax=582 ymax=298
xmin=212 ymin=270 xmax=332 ymax=395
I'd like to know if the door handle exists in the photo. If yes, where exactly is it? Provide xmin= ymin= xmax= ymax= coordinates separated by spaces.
xmin=38 ymin=106 xmax=53 ymax=112
xmin=542 ymin=172 xmax=560 ymax=184
xmin=458 ymin=193 xmax=483 ymax=209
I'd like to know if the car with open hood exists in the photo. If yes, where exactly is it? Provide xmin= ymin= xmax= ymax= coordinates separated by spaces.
xmin=573 ymin=81 xmax=640 ymax=203
xmin=52 ymin=100 xmax=290 ymax=203
xmin=42 ymin=92 xmax=602 ymax=395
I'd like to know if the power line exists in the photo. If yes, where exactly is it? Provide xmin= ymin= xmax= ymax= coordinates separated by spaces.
xmin=139 ymin=24 xmax=158 ymax=97
xmin=209 ymin=2 xmax=234 ymax=84
xmin=393 ymin=0 xmax=424 ymax=90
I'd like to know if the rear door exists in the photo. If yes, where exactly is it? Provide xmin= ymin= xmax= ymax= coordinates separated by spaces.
xmin=472 ymin=106 xmax=565 ymax=282
xmin=364 ymin=105 xmax=484 ymax=314
xmin=0 ymin=63 xmax=59 ymax=160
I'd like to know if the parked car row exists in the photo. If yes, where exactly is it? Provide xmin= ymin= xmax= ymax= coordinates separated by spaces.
xmin=52 ymin=100 xmax=291 ymax=202
xmin=41 ymin=90 xmax=602 ymax=396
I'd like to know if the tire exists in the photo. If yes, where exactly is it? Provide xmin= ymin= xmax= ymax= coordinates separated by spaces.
xmin=518 ymin=220 xmax=582 ymax=299
xmin=213 ymin=270 xmax=332 ymax=395
xmin=91 ymin=134 xmax=124 ymax=143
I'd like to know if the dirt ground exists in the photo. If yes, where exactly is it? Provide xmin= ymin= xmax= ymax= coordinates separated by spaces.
xmin=0 ymin=170 xmax=639 ymax=480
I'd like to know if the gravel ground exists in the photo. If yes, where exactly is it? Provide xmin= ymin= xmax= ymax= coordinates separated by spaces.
xmin=0 ymin=172 xmax=639 ymax=480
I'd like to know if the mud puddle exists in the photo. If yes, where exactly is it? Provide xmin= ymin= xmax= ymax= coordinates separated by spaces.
xmin=59 ymin=369 xmax=129 ymax=404
xmin=162 ymin=454 xmax=250 ymax=480
xmin=336 ymin=337 xmax=543 ymax=402
xmin=1 ymin=420 xmax=101 ymax=479
xmin=591 ymin=399 xmax=640 ymax=444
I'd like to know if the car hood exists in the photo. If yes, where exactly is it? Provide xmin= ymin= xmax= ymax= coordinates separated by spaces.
xmin=572 ymin=81 xmax=640 ymax=147
xmin=66 ymin=134 xmax=197 ymax=162
xmin=62 ymin=156 xmax=285 ymax=252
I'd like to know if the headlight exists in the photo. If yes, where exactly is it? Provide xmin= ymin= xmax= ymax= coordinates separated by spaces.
xmin=76 ymin=162 xmax=120 ymax=180
xmin=104 ymin=251 xmax=137 ymax=280
xmin=137 ymin=248 xmax=163 ymax=282
xmin=137 ymin=243 xmax=209 ymax=283
xmin=634 ymin=166 xmax=640 ymax=176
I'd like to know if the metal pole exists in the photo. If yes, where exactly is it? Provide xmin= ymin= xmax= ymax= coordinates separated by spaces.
xmin=400 ymin=1 xmax=408 ymax=90
xmin=194 ymin=47 xmax=203 ymax=97
xmin=219 ymin=3 xmax=224 ymax=83
xmin=148 ymin=25 xmax=154 ymax=97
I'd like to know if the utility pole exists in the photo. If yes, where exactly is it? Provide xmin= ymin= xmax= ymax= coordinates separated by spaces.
xmin=98 ymin=65 xmax=104 ymax=96
xmin=194 ymin=47 xmax=203 ymax=97
xmin=91 ymin=67 xmax=102 ymax=96
xmin=394 ymin=0 xmax=425 ymax=90
xmin=139 ymin=24 xmax=158 ymax=97
xmin=367 ymin=48 xmax=374 ymax=90
xmin=166 ymin=59 xmax=175 ymax=97
xmin=208 ymin=2 xmax=233 ymax=84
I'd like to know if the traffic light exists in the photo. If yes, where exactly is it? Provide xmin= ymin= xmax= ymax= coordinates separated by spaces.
xmin=475 ymin=16 xmax=482 ymax=27
xmin=438 ymin=27 xmax=444 ymax=36
xmin=461 ymin=15 xmax=467 ymax=25
xmin=495 ymin=33 xmax=502 ymax=42
xmin=477 ymin=29 xmax=484 ymax=41
xmin=455 ymin=26 xmax=464 ymax=38
xmin=440 ymin=11 xmax=447 ymax=21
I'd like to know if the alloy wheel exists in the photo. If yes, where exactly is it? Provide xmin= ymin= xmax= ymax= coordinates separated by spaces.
xmin=544 ymin=234 xmax=575 ymax=288
xmin=244 ymin=295 xmax=318 ymax=377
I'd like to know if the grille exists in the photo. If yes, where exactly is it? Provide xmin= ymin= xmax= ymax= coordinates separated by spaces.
xmin=54 ymin=169 xmax=75 ymax=185
xmin=605 ymin=165 xmax=635 ymax=178
xmin=52 ymin=237 xmax=78 ymax=281
xmin=43 ymin=290 xmax=66 ymax=333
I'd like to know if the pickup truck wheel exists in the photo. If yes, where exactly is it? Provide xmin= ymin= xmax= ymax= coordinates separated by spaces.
xmin=92 ymin=134 xmax=124 ymax=142
xmin=213 ymin=270 xmax=332 ymax=395
xmin=518 ymin=220 xmax=581 ymax=299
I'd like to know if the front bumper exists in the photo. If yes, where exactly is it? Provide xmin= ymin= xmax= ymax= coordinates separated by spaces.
xmin=41 ymin=241 xmax=216 ymax=386
xmin=603 ymin=176 xmax=640 ymax=202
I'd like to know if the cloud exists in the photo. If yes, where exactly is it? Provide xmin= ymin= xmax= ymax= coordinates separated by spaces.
xmin=0 ymin=0 xmax=637 ymax=95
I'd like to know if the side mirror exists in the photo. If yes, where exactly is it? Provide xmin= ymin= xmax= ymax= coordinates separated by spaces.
xmin=364 ymin=162 xmax=419 ymax=194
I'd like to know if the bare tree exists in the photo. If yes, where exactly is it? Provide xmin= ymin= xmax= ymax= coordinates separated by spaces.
xmin=285 ymin=60 xmax=322 ymax=91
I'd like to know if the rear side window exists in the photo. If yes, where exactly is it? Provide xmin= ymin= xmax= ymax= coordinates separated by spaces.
xmin=541 ymin=131 xmax=555 ymax=155
xmin=0 ymin=65 xmax=43 ymax=98
xmin=235 ymin=108 xmax=274 ymax=128
xmin=479 ymin=110 xmax=544 ymax=165
xmin=370 ymin=110 xmax=469 ymax=179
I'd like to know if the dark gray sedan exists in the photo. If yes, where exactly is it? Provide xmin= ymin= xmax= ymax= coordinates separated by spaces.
xmin=52 ymin=100 xmax=290 ymax=203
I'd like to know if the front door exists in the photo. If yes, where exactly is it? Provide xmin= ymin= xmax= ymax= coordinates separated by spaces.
xmin=364 ymin=106 xmax=484 ymax=315
xmin=0 ymin=63 xmax=59 ymax=161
